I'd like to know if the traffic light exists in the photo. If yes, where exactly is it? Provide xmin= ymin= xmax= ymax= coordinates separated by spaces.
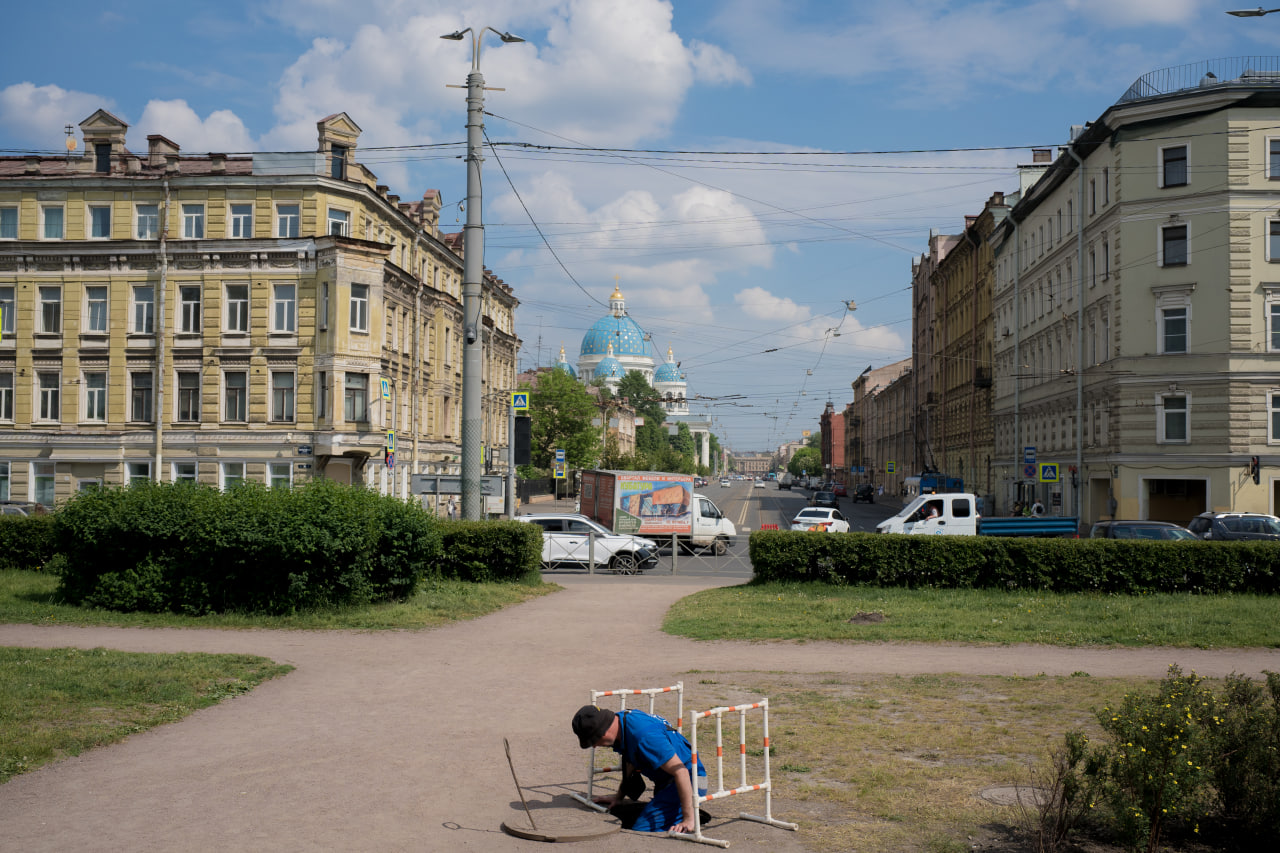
xmin=1251 ymin=455 xmax=1261 ymax=485
xmin=514 ymin=416 xmax=532 ymax=466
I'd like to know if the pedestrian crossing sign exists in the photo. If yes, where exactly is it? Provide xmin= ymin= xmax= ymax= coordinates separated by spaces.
xmin=511 ymin=392 xmax=529 ymax=411
xmin=1039 ymin=463 xmax=1060 ymax=483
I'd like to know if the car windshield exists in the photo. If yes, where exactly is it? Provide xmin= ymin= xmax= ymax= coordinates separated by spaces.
xmin=795 ymin=509 xmax=829 ymax=520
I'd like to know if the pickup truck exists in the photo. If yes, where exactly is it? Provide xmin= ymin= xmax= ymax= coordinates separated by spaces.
xmin=875 ymin=493 xmax=1079 ymax=537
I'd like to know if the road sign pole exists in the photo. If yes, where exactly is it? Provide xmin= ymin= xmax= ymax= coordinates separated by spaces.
xmin=507 ymin=402 xmax=516 ymax=518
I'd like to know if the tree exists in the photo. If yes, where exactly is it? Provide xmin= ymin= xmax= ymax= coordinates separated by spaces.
xmin=789 ymin=447 xmax=822 ymax=479
xmin=615 ymin=370 xmax=668 ymax=469
xmin=522 ymin=369 xmax=600 ymax=472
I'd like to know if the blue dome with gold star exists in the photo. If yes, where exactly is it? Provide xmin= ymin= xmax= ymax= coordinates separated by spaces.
xmin=579 ymin=284 xmax=648 ymax=358
xmin=654 ymin=361 xmax=681 ymax=382
xmin=553 ymin=344 xmax=577 ymax=378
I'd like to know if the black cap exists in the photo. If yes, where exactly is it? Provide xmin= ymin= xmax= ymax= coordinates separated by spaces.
xmin=572 ymin=705 xmax=615 ymax=749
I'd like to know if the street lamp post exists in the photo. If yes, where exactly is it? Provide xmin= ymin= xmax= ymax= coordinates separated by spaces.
xmin=441 ymin=26 xmax=524 ymax=520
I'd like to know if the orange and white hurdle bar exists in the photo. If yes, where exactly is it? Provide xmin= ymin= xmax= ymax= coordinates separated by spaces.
xmin=569 ymin=682 xmax=684 ymax=812
xmin=671 ymin=698 xmax=798 ymax=848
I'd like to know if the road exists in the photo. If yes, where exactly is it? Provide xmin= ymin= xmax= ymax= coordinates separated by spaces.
xmin=533 ymin=480 xmax=899 ymax=579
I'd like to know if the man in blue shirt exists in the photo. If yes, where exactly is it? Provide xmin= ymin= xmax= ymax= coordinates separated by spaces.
xmin=572 ymin=705 xmax=707 ymax=834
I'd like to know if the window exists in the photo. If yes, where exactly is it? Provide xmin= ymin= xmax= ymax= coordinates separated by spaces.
xmin=271 ymin=371 xmax=295 ymax=422
xmin=268 ymin=462 xmax=292 ymax=489
xmin=0 ymin=206 xmax=16 ymax=239
xmin=224 ymin=371 xmax=247 ymax=422
xmin=127 ymin=461 xmax=151 ymax=486
xmin=1269 ymin=138 xmax=1280 ymax=179
xmin=330 ymin=144 xmax=348 ymax=180
xmin=0 ymin=372 xmax=12 ymax=420
xmin=132 ymin=285 xmax=154 ymax=334
xmin=327 ymin=208 xmax=349 ymax=236
xmin=1089 ymin=247 xmax=1096 ymax=288
xmin=177 ymin=371 xmax=201 ymax=421
xmin=84 ymin=372 xmax=106 ymax=421
xmin=136 ymin=204 xmax=159 ymax=239
xmin=0 ymin=286 xmax=15 ymax=337
xmin=349 ymin=283 xmax=368 ymax=332
xmin=84 ymin=285 xmax=108 ymax=333
xmin=229 ymin=204 xmax=252 ymax=238
xmin=1270 ymin=220 xmax=1280 ymax=262
xmin=225 ymin=284 xmax=249 ymax=333
xmin=1159 ymin=394 xmax=1188 ymax=443
xmin=272 ymin=284 xmax=296 ymax=333
xmin=0 ymin=462 xmax=8 ymax=500
xmin=221 ymin=462 xmax=245 ymax=491
xmin=180 ymin=286 xmax=201 ymax=333
xmin=38 ymin=286 xmax=61 ymax=333
xmin=173 ymin=461 xmax=198 ymax=483
xmin=37 ymin=371 xmax=60 ymax=420
xmin=89 ymin=205 xmax=111 ymax=238
xmin=32 ymin=461 xmax=55 ymax=507
xmin=276 ymin=204 xmax=300 ymax=238
xmin=318 ymin=371 xmax=329 ymax=419
xmin=41 ymin=205 xmax=64 ymax=239
xmin=1160 ymin=223 xmax=1188 ymax=267
xmin=1089 ymin=179 xmax=1096 ymax=215
xmin=1270 ymin=392 xmax=1280 ymax=444
xmin=1103 ymin=167 xmax=1110 ymax=205
xmin=344 ymin=372 xmax=368 ymax=422
xmin=1160 ymin=144 xmax=1188 ymax=188
xmin=182 ymin=204 xmax=205 ymax=239
xmin=130 ymin=371 xmax=153 ymax=422
xmin=1161 ymin=306 xmax=1188 ymax=353
xmin=1102 ymin=237 xmax=1110 ymax=279
xmin=1272 ymin=301 xmax=1280 ymax=352
xmin=320 ymin=282 xmax=329 ymax=331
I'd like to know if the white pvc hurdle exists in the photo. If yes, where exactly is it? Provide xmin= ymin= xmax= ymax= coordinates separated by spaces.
xmin=569 ymin=682 xmax=684 ymax=812
xmin=671 ymin=698 xmax=798 ymax=848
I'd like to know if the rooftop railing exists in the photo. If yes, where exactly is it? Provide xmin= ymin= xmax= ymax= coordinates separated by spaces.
xmin=1118 ymin=56 xmax=1280 ymax=104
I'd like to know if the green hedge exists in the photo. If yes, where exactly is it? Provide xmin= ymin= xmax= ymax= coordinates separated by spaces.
xmin=748 ymin=531 xmax=1280 ymax=594
xmin=435 ymin=520 xmax=544 ymax=583
xmin=0 ymin=515 xmax=57 ymax=571
xmin=52 ymin=479 xmax=443 ymax=614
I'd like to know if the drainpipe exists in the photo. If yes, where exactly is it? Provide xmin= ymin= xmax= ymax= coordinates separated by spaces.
xmin=963 ymin=226 xmax=979 ymax=496
xmin=155 ymin=180 xmax=169 ymax=481
xmin=1066 ymin=145 xmax=1086 ymax=521
xmin=412 ymin=236 xmax=424 ymax=478
xmin=1012 ymin=218 xmax=1021 ymax=507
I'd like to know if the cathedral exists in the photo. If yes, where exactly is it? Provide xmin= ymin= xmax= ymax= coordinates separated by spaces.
xmin=553 ymin=283 xmax=710 ymax=465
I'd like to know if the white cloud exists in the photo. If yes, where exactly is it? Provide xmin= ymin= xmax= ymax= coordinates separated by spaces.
xmin=0 ymin=83 xmax=110 ymax=148
xmin=1064 ymin=0 xmax=1201 ymax=27
xmin=736 ymin=286 xmax=811 ymax=324
xmin=136 ymin=100 xmax=254 ymax=154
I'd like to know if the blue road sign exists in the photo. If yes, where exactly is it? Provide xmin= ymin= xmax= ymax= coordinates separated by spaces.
xmin=1039 ymin=463 xmax=1060 ymax=483
xmin=511 ymin=392 xmax=529 ymax=411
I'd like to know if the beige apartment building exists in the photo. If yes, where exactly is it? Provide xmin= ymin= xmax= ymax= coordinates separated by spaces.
xmin=0 ymin=109 xmax=519 ymax=507
xmin=992 ymin=61 xmax=1280 ymax=523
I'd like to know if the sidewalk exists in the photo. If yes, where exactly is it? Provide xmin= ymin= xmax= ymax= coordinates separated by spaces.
xmin=4 ymin=574 xmax=1280 ymax=852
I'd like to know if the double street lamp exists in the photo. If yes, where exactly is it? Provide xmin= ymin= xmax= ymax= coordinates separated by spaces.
xmin=440 ymin=26 xmax=524 ymax=519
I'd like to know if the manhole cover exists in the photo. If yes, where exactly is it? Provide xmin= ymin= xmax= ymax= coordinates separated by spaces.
xmin=979 ymin=785 xmax=1047 ymax=807
xmin=501 ymin=809 xmax=622 ymax=842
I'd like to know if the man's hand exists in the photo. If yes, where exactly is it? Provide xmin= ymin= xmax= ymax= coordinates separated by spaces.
xmin=592 ymin=793 xmax=619 ymax=807
xmin=668 ymin=817 xmax=696 ymax=834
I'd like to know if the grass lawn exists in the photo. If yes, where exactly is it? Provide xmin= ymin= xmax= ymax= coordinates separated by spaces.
xmin=0 ymin=646 xmax=291 ymax=783
xmin=664 ymin=581 xmax=1280 ymax=647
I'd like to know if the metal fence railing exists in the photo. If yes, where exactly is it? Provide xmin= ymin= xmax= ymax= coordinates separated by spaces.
xmin=1118 ymin=56 xmax=1280 ymax=104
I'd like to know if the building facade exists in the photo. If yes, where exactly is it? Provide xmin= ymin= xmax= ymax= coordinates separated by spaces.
xmin=991 ymin=60 xmax=1280 ymax=522
xmin=0 ymin=109 xmax=519 ymax=507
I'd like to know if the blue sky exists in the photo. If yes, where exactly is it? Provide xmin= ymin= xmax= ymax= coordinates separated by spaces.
xmin=4 ymin=0 xmax=1280 ymax=452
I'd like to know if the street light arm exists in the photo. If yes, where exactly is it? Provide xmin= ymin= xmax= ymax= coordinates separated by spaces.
xmin=1227 ymin=7 xmax=1280 ymax=16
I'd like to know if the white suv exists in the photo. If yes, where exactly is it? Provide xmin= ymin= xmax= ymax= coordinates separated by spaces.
xmin=516 ymin=513 xmax=660 ymax=574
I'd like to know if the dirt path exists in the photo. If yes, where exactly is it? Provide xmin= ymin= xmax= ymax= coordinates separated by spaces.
xmin=3 ymin=574 xmax=1279 ymax=852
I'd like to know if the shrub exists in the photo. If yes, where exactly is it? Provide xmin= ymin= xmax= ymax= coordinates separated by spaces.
xmin=53 ymin=479 xmax=442 ymax=614
xmin=0 ymin=514 xmax=57 ymax=571
xmin=1198 ymin=670 xmax=1280 ymax=841
xmin=434 ymin=520 xmax=543 ymax=583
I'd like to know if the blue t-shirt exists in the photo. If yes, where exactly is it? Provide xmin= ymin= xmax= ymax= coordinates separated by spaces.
xmin=612 ymin=709 xmax=701 ymax=785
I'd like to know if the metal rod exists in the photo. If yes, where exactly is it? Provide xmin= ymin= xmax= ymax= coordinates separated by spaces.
xmin=503 ymin=737 xmax=537 ymax=831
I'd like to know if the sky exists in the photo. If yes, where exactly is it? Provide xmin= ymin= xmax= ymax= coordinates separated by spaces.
xmin=4 ymin=0 xmax=1280 ymax=453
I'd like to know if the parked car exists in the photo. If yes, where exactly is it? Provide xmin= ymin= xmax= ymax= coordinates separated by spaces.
xmin=831 ymin=483 xmax=848 ymax=497
xmin=1089 ymin=520 xmax=1198 ymax=540
xmin=851 ymin=484 xmax=876 ymax=504
xmin=790 ymin=507 xmax=850 ymax=533
xmin=809 ymin=491 xmax=839 ymax=509
xmin=516 ymin=513 xmax=660 ymax=574
xmin=0 ymin=501 xmax=45 ymax=516
xmin=1186 ymin=512 xmax=1280 ymax=541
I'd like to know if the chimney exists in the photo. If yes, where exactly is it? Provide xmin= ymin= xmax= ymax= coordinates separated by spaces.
xmin=1032 ymin=148 xmax=1051 ymax=164
xmin=165 ymin=153 xmax=181 ymax=174
xmin=209 ymin=153 xmax=226 ymax=174
xmin=148 ymin=134 xmax=180 ymax=168
xmin=24 ymin=156 xmax=41 ymax=175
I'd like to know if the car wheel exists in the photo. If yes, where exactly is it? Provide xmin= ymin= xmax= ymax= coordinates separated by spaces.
xmin=712 ymin=538 xmax=727 ymax=556
xmin=610 ymin=552 xmax=639 ymax=575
